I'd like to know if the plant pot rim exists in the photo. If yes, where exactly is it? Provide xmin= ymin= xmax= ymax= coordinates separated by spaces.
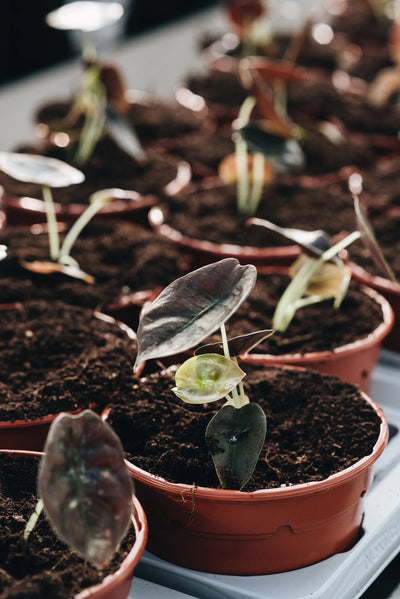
xmin=349 ymin=260 xmax=400 ymax=296
xmin=124 ymin=381 xmax=388 ymax=500
xmin=148 ymin=205 xmax=302 ymax=262
xmin=0 ymin=449 xmax=147 ymax=599
xmin=241 ymin=282 xmax=394 ymax=364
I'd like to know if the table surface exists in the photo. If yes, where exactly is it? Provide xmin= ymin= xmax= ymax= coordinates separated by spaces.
xmin=0 ymin=3 xmax=399 ymax=597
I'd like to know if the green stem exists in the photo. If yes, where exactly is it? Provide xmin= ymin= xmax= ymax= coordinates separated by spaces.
xmin=42 ymin=186 xmax=60 ymax=261
xmin=220 ymin=324 xmax=241 ymax=409
xmin=248 ymin=152 xmax=265 ymax=214
xmin=236 ymin=139 xmax=249 ymax=214
xmin=24 ymin=498 xmax=44 ymax=542
xmin=59 ymin=196 xmax=108 ymax=263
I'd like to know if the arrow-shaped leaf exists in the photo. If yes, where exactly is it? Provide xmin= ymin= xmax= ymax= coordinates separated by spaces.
xmin=206 ymin=403 xmax=266 ymax=490
xmin=134 ymin=258 xmax=257 ymax=370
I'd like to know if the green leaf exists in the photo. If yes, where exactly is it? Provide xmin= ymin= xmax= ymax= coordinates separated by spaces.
xmin=134 ymin=258 xmax=257 ymax=370
xmin=38 ymin=410 xmax=133 ymax=569
xmin=206 ymin=403 xmax=267 ymax=490
xmin=0 ymin=152 xmax=84 ymax=187
xmin=173 ymin=354 xmax=245 ymax=404
xmin=195 ymin=329 xmax=274 ymax=357
xmin=236 ymin=124 xmax=305 ymax=173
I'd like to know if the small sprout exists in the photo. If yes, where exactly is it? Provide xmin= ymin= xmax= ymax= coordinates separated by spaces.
xmin=39 ymin=410 xmax=133 ymax=569
xmin=248 ymin=217 xmax=332 ymax=256
xmin=135 ymin=259 xmax=270 ymax=490
xmin=272 ymin=231 xmax=361 ymax=332
xmin=0 ymin=153 xmax=111 ymax=281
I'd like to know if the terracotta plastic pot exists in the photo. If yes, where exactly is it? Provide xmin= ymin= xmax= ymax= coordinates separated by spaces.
xmin=0 ymin=449 xmax=148 ymax=599
xmin=240 ymin=283 xmax=394 ymax=393
xmin=349 ymin=261 xmax=400 ymax=354
xmin=124 ymin=388 xmax=388 ymax=575
xmin=0 ymin=305 xmax=138 ymax=451
xmin=148 ymin=205 xmax=301 ymax=268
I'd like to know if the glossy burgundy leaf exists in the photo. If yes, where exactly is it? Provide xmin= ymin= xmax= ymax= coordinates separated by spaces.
xmin=39 ymin=410 xmax=133 ymax=569
xmin=135 ymin=258 xmax=257 ymax=370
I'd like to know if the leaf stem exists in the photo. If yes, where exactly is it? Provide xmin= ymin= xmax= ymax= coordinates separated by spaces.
xmin=42 ymin=186 xmax=60 ymax=261
xmin=220 ymin=324 xmax=242 ymax=409
xmin=24 ymin=498 xmax=44 ymax=542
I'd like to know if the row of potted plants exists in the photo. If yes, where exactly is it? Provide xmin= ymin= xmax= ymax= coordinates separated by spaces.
xmin=0 ymin=0 xmax=399 ymax=595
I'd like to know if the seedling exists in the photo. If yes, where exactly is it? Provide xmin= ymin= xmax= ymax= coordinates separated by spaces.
xmin=225 ymin=0 xmax=272 ymax=57
xmin=25 ymin=409 xmax=134 ymax=569
xmin=219 ymin=60 xmax=305 ymax=215
xmin=45 ymin=2 xmax=146 ymax=164
xmin=0 ymin=152 xmax=111 ymax=282
xmin=250 ymin=176 xmax=397 ymax=331
xmin=134 ymin=258 xmax=273 ymax=490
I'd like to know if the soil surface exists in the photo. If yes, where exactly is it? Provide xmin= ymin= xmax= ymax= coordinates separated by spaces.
xmin=0 ymin=222 xmax=191 ymax=310
xmin=0 ymin=300 xmax=137 ymax=422
xmin=35 ymin=95 xmax=204 ymax=147
xmin=160 ymin=183 xmax=357 ymax=248
xmin=0 ymin=453 xmax=135 ymax=599
xmin=107 ymin=365 xmax=381 ymax=491
xmin=209 ymin=271 xmax=385 ymax=355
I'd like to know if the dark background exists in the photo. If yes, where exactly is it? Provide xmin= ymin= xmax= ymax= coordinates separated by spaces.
xmin=0 ymin=0 xmax=217 ymax=85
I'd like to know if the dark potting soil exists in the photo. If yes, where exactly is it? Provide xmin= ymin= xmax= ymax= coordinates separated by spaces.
xmin=107 ymin=366 xmax=382 ymax=491
xmin=0 ymin=222 xmax=191 ymax=309
xmin=348 ymin=212 xmax=400 ymax=279
xmin=0 ymin=138 xmax=181 ymax=205
xmin=0 ymin=300 xmax=137 ymax=422
xmin=328 ymin=0 xmax=391 ymax=48
xmin=0 ymin=454 xmax=135 ymax=599
xmin=160 ymin=183 xmax=357 ymax=248
xmin=35 ymin=95 xmax=204 ymax=148
xmin=211 ymin=271 xmax=385 ymax=355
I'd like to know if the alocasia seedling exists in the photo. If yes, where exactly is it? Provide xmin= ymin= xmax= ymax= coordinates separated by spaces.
xmin=134 ymin=258 xmax=273 ymax=490
xmin=0 ymin=152 xmax=112 ymax=283
xmin=25 ymin=409 xmax=134 ymax=569
xmin=45 ymin=2 xmax=146 ymax=165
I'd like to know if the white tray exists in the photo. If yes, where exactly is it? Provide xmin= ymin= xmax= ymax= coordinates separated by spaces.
xmin=129 ymin=577 xmax=197 ymax=598
xmin=133 ymin=361 xmax=400 ymax=599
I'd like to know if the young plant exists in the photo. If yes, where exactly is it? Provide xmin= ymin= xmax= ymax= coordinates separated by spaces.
xmin=0 ymin=152 xmax=111 ymax=283
xmin=134 ymin=258 xmax=273 ymax=490
xmin=45 ymin=2 xmax=146 ymax=165
xmin=219 ymin=61 xmax=305 ymax=215
xmin=26 ymin=409 xmax=134 ymax=569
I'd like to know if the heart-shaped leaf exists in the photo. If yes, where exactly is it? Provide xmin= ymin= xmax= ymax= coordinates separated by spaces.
xmin=105 ymin=106 xmax=147 ymax=163
xmin=236 ymin=125 xmax=305 ymax=173
xmin=39 ymin=410 xmax=133 ymax=569
xmin=206 ymin=403 xmax=266 ymax=490
xmin=173 ymin=354 xmax=245 ymax=404
xmin=0 ymin=152 xmax=84 ymax=188
xmin=195 ymin=329 xmax=274 ymax=357
xmin=46 ymin=1 xmax=124 ymax=32
xmin=135 ymin=258 xmax=257 ymax=370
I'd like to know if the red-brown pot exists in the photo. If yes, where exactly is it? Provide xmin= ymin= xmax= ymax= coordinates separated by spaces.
xmin=240 ymin=283 xmax=394 ymax=392
xmin=349 ymin=261 xmax=400 ymax=354
xmin=124 ymin=386 xmax=388 ymax=575
xmin=0 ymin=449 xmax=148 ymax=599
